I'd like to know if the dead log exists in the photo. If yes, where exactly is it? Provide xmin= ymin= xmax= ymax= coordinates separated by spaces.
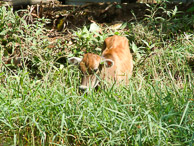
xmin=2 ymin=0 xmax=56 ymax=6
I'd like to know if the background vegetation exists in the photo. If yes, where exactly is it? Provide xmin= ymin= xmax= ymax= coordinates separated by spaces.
xmin=0 ymin=2 xmax=194 ymax=145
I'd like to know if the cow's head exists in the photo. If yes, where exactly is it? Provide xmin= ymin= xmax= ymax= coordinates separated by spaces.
xmin=68 ymin=53 xmax=114 ymax=91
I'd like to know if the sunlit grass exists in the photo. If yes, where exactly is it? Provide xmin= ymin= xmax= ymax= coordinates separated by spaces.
xmin=0 ymin=4 xmax=194 ymax=146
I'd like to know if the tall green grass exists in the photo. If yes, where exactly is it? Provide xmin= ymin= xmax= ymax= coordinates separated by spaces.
xmin=0 ymin=4 xmax=194 ymax=146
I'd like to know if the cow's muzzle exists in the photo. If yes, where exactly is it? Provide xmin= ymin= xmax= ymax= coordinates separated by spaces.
xmin=79 ymin=75 xmax=100 ymax=92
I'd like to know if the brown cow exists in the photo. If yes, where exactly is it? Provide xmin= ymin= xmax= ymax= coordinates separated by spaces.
xmin=68 ymin=35 xmax=133 ymax=91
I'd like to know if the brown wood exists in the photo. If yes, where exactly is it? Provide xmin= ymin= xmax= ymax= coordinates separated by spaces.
xmin=2 ymin=0 xmax=56 ymax=6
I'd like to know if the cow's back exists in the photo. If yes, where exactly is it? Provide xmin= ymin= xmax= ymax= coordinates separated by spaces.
xmin=101 ymin=35 xmax=133 ymax=84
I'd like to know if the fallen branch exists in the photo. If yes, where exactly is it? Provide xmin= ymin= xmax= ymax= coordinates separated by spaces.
xmin=2 ymin=0 xmax=56 ymax=6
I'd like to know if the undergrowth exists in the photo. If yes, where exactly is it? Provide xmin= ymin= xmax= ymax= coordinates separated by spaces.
xmin=0 ymin=3 xmax=194 ymax=146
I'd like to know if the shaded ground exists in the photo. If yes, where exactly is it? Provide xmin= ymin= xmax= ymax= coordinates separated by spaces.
xmin=20 ymin=1 xmax=194 ymax=51
xmin=13 ymin=1 xmax=193 ymax=31
xmin=41 ymin=2 xmax=193 ymax=30
xmin=14 ymin=1 xmax=192 ymax=47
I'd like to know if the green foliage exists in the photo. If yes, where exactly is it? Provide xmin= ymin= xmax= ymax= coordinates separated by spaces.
xmin=70 ymin=23 xmax=107 ymax=57
xmin=186 ymin=4 xmax=194 ymax=13
xmin=68 ymin=22 xmax=128 ymax=57
xmin=0 ymin=6 xmax=52 ymax=76
xmin=0 ymin=4 xmax=194 ymax=146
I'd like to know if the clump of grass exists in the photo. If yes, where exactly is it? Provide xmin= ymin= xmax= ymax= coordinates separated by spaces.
xmin=0 ymin=4 xmax=194 ymax=146
xmin=0 ymin=6 xmax=61 ymax=78
xmin=130 ymin=23 xmax=158 ymax=47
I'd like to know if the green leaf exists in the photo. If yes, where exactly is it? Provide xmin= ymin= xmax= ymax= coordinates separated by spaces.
xmin=0 ymin=29 xmax=10 ymax=35
xmin=0 ymin=72 xmax=4 ymax=76
xmin=116 ymin=4 xmax=122 ymax=9
xmin=120 ymin=22 xmax=128 ymax=29
xmin=186 ymin=6 xmax=194 ymax=13
xmin=131 ymin=42 xmax=138 ymax=52
xmin=172 ymin=6 xmax=177 ymax=16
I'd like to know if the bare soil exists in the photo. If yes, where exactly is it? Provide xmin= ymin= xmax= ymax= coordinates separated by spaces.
xmin=40 ymin=1 xmax=193 ymax=30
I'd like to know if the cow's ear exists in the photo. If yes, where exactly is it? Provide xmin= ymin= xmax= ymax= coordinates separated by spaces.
xmin=68 ymin=57 xmax=82 ymax=65
xmin=101 ymin=59 xmax=114 ymax=68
